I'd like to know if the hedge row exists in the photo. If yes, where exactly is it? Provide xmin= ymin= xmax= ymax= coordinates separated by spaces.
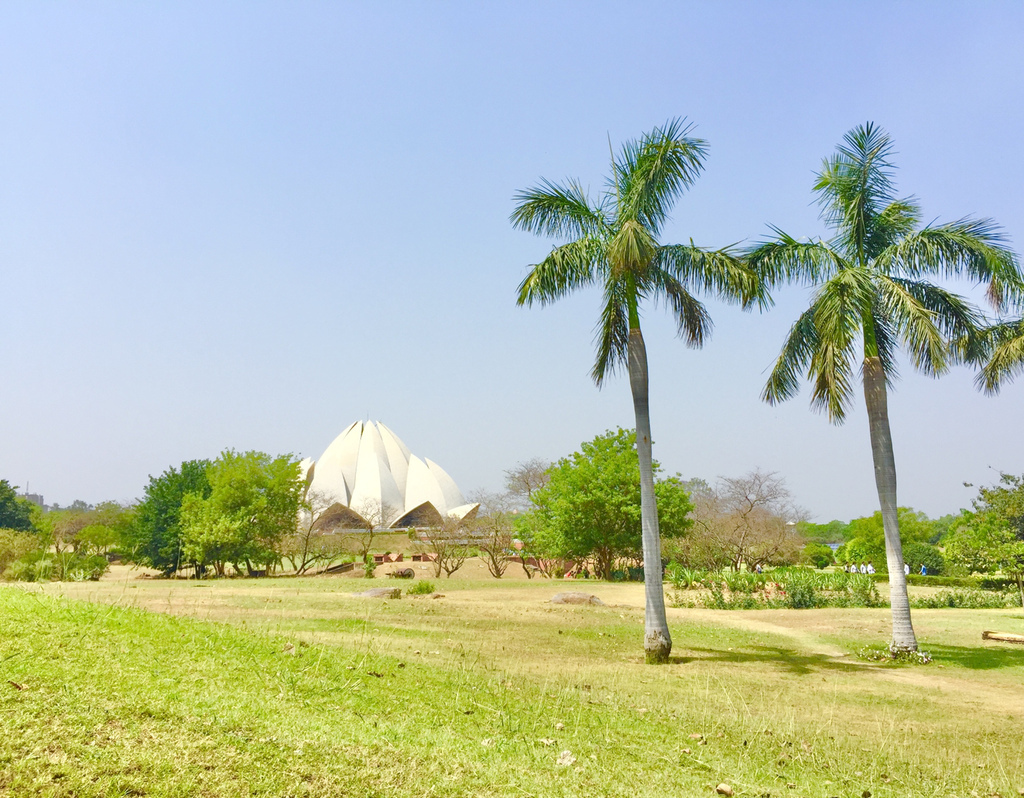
xmin=867 ymin=573 xmax=1019 ymax=590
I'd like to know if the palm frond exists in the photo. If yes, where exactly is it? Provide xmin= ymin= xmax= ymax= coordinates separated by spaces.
xmin=660 ymin=243 xmax=768 ymax=309
xmin=805 ymin=269 xmax=875 ymax=421
xmin=510 ymin=178 xmax=608 ymax=239
xmin=591 ymin=279 xmax=631 ymax=386
xmin=649 ymin=268 xmax=712 ymax=347
xmin=615 ymin=118 xmax=706 ymax=236
xmin=744 ymin=229 xmax=846 ymax=288
xmin=868 ymin=308 xmax=900 ymax=387
xmin=865 ymin=199 xmax=921 ymax=258
xmin=971 ymin=319 xmax=1024 ymax=394
xmin=762 ymin=303 xmax=820 ymax=405
xmin=876 ymin=218 xmax=1022 ymax=311
xmin=814 ymin=122 xmax=898 ymax=264
xmin=516 ymin=237 xmax=604 ymax=307
xmin=876 ymin=276 xmax=952 ymax=376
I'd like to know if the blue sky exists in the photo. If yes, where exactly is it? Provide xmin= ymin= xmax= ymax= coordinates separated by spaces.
xmin=1 ymin=1 xmax=1022 ymax=521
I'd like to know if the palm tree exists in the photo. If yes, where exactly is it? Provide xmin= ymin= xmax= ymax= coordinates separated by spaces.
xmin=512 ymin=119 xmax=762 ymax=663
xmin=748 ymin=123 xmax=1020 ymax=652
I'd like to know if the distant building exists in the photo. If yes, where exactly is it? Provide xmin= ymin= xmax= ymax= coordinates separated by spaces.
xmin=20 ymin=492 xmax=44 ymax=508
xmin=303 ymin=420 xmax=478 ymax=529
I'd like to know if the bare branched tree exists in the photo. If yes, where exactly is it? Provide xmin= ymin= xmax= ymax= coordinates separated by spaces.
xmin=423 ymin=516 xmax=472 ymax=578
xmin=282 ymin=488 xmax=346 ymax=575
xmin=503 ymin=459 xmax=551 ymax=511
xmin=353 ymin=499 xmax=398 ymax=576
xmin=684 ymin=470 xmax=805 ymax=570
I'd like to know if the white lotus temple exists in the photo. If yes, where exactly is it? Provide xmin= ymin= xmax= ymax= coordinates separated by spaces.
xmin=300 ymin=421 xmax=479 ymax=529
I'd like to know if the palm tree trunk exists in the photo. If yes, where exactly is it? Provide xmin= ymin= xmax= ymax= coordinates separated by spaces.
xmin=627 ymin=327 xmax=672 ymax=663
xmin=862 ymin=356 xmax=918 ymax=652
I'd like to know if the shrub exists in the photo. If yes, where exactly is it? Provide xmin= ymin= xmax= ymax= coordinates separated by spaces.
xmin=0 ymin=529 xmax=39 ymax=574
xmin=784 ymin=574 xmax=818 ymax=609
xmin=910 ymin=590 xmax=1014 ymax=609
xmin=666 ymin=564 xmax=706 ymax=590
xmin=903 ymin=542 xmax=946 ymax=576
xmin=3 ymin=550 xmax=108 ymax=582
xmin=406 ymin=580 xmax=435 ymax=596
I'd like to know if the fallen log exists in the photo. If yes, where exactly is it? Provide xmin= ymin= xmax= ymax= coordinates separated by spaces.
xmin=982 ymin=630 xmax=1024 ymax=645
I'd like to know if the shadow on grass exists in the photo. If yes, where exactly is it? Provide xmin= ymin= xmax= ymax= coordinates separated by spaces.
xmin=925 ymin=643 xmax=1024 ymax=670
xmin=669 ymin=646 xmax=861 ymax=675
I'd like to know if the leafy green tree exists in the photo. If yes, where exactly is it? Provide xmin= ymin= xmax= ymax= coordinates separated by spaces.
xmin=0 ymin=480 xmax=34 ymax=531
xmin=123 ymin=460 xmax=212 ymax=574
xmin=901 ymin=541 xmax=946 ymax=576
xmin=180 ymin=450 xmax=301 ymax=577
xmin=747 ymin=123 xmax=1020 ymax=652
xmin=513 ymin=120 xmax=760 ymax=662
xmin=797 ymin=519 xmax=850 ymax=545
xmin=801 ymin=542 xmax=835 ymax=569
xmin=945 ymin=473 xmax=1024 ymax=604
xmin=529 ymin=429 xmax=693 ymax=581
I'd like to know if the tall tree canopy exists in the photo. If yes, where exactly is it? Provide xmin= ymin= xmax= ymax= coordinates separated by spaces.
xmin=124 ymin=460 xmax=212 ymax=573
xmin=180 ymin=450 xmax=301 ymax=577
xmin=748 ymin=122 xmax=1021 ymax=651
xmin=512 ymin=119 xmax=761 ymax=662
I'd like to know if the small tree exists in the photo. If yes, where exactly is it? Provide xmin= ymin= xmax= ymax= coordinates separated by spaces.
xmin=424 ymin=516 xmax=472 ymax=578
xmin=476 ymin=513 xmax=515 ymax=578
xmin=352 ymin=499 xmax=397 ymax=578
xmin=283 ymin=488 xmax=346 ymax=575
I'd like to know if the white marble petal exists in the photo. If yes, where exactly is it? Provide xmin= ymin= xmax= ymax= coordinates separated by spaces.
xmin=348 ymin=426 xmax=405 ymax=526
xmin=425 ymin=458 xmax=466 ymax=515
xmin=404 ymin=454 xmax=448 ymax=516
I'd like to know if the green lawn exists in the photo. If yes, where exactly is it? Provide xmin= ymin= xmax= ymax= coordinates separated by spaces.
xmin=2 ymin=575 xmax=1023 ymax=797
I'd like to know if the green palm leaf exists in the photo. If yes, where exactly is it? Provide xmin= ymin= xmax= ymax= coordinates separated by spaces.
xmin=746 ymin=231 xmax=845 ymax=288
xmin=510 ymin=178 xmax=608 ymax=239
xmin=615 ymin=119 xmax=706 ymax=236
xmin=516 ymin=237 xmax=604 ymax=307
xmin=659 ymin=243 xmax=766 ymax=309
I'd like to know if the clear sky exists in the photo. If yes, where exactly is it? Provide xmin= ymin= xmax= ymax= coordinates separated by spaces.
xmin=2 ymin=1 xmax=1022 ymax=521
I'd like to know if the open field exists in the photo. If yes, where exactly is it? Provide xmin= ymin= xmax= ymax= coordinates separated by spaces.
xmin=2 ymin=566 xmax=1024 ymax=797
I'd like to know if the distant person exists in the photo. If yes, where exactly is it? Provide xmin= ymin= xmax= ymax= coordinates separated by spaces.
xmin=755 ymin=563 xmax=762 ymax=574
xmin=904 ymin=563 xmax=910 ymax=576
xmin=859 ymin=562 xmax=868 ymax=574
xmin=920 ymin=564 xmax=927 ymax=576
xmin=866 ymin=562 xmax=875 ymax=574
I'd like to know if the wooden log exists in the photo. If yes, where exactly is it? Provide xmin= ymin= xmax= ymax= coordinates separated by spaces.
xmin=982 ymin=630 xmax=1024 ymax=645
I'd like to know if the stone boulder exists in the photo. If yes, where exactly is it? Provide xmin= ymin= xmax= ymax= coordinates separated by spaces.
xmin=550 ymin=592 xmax=605 ymax=606
xmin=355 ymin=587 xmax=402 ymax=599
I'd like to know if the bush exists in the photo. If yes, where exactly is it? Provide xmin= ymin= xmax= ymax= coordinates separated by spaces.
xmin=668 ymin=567 xmax=883 ymax=610
xmin=785 ymin=577 xmax=818 ymax=609
xmin=406 ymin=580 xmax=435 ymax=596
xmin=666 ymin=564 xmax=706 ymax=589
xmin=4 ymin=550 xmax=108 ymax=582
xmin=910 ymin=589 xmax=1014 ymax=609
xmin=0 ymin=529 xmax=39 ymax=574
xmin=903 ymin=542 xmax=946 ymax=576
